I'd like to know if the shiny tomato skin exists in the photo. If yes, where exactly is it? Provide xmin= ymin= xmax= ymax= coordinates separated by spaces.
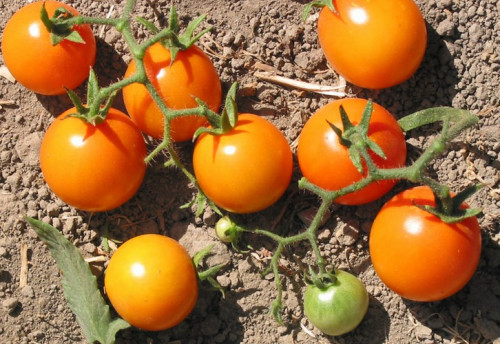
xmin=122 ymin=43 xmax=222 ymax=142
xmin=317 ymin=0 xmax=427 ymax=89
xmin=104 ymin=234 xmax=198 ymax=331
xmin=297 ymin=98 xmax=406 ymax=205
xmin=304 ymin=270 xmax=369 ymax=336
xmin=193 ymin=113 xmax=293 ymax=214
xmin=1 ymin=1 xmax=96 ymax=95
xmin=40 ymin=107 xmax=147 ymax=212
xmin=369 ymin=186 xmax=482 ymax=302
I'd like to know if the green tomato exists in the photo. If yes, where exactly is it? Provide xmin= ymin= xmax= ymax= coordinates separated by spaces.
xmin=304 ymin=270 xmax=369 ymax=336
xmin=215 ymin=216 xmax=235 ymax=243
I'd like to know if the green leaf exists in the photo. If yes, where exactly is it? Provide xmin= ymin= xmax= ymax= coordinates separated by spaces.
xmin=26 ymin=217 xmax=130 ymax=344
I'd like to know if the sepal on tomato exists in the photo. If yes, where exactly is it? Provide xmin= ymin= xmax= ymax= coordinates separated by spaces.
xmin=327 ymin=99 xmax=387 ymax=174
xmin=40 ymin=3 xmax=85 ymax=45
xmin=161 ymin=6 xmax=212 ymax=62
xmin=193 ymin=82 xmax=239 ymax=139
xmin=303 ymin=0 xmax=338 ymax=21
xmin=66 ymin=69 xmax=117 ymax=126
xmin=415 ymin=183 xmax=483 ymax=223
xmin=304 ymin=266 xmax=338 ymax=290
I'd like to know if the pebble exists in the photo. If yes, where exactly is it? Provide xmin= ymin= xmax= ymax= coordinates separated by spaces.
xmin=20 ymin=285 xmax=35 ymax=299
xmin=436 ymin=18 xmax=455 ymax=36
xmin=2 ymin=297 xmax=20 ymax=313
xmin=335 ymin=221 xmax=360 ymax=246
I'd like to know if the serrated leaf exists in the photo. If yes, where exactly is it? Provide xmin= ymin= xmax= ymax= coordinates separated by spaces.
xmin=26 ymin=217 xmax=130 ymax=344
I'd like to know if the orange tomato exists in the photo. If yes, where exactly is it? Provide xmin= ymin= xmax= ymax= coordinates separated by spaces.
xmin=122 ymin=43 xmax=222 ymax=142
xmin=104 ymin=234 xmax=198 ymax=331
xmin=40 ymin=107 xmax=146 ymax=212
xmin=1 ymin=1 xmax=96 ymax=95
xmin=317 ymin=0 xmax=427 ymax=89
xmin=193 ymin=113 xmax=293 ymax=214
xmin=369 ymin=186 xmax=482 ymax=301
xmin=297 ymin=98 xmax=406 ymax=205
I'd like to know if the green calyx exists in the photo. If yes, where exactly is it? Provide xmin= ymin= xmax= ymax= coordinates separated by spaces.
xmin=416 ymin=184 xmax=483 ymax=224
xmin=328 ymin=99 xmax=386 ymax=174
xmin=40 ymin=3 xmax=86 ymax=45
xmin=66 ymin=69 xmax=116 ymax=126
xmin=137 ymin=6 xmax=212 ymax=62
xmin=192 ymin=82 xmax=239 ymax=140
xmin=303 ymin=0 xmax=338 ymax=21
xmin=305 ymin=266 xmax=338 ymax=289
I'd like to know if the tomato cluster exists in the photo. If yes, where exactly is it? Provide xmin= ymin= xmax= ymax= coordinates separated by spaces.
xmin=4 ymin=0 xmax=482 ymax=340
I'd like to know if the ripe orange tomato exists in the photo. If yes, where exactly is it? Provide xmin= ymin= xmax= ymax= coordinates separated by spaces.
xmin=297 ymin=98 xmax=406 ymax=205
xmin=369 ymin=186 xmax=482 ymax=301
xmin=40 ymin=107 xmax=147 ymax=212
xmin=193 ymin=113 xmax=293 ymax=214
xmin=122 ymin=43 xmax=222 ymax=142
xmin=104 ymin=234 xmax=198 ymax=331
xmin=1 ymin=1 xmax=96 ymax=95
xmin=317 ymin=0 xmax=427 ymax=89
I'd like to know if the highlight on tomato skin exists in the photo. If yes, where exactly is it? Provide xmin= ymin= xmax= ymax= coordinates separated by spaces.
xmin=1 ymin=1 xmax=96 ymax=95
xmin=104 ymin=234 xmax=199 ymax=331
xmin=297 ymin=98 xmax=407 ymax=205
xmin=369 ymin=186 xmax=482 ymax=302
xmin=316 ymin=0 xmax=427 ymax=89
xmin=40 ymin=107 xmax=147 ymax=212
